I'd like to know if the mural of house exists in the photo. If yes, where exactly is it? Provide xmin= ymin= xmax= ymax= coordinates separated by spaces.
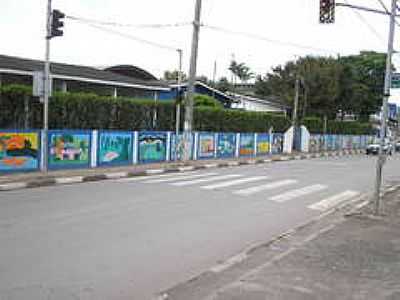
xmin=0 ymin=54 xmax=169 ymax=99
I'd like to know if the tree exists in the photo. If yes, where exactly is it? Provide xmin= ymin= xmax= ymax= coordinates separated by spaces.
xmin=229 ymin=60 xmax=254 ymax=83
xmin=254 ymin=52 xmax=388 ymax=121
xmin=163 ymin=70 xmax=187 ymax=82
xmin=215 ymin=77 xmax=232 ymax=92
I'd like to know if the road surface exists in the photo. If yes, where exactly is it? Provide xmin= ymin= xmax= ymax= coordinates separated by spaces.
xmin=1 ymin=155 xmax=400 ymax=299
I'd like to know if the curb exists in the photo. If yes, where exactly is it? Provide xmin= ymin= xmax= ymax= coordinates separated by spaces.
xmin=0 ymin=151 xmax=364 ymax=192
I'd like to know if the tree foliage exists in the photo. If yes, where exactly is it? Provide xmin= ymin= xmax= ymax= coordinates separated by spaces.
xmin=254 ymin=51 xmax=388 ymax=121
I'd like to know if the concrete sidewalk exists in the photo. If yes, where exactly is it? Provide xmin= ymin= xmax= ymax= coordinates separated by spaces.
xmin=162 ymin=186 xmax=400 ymax=300
xmin=0 ymin=150 xmax=362 ymax=191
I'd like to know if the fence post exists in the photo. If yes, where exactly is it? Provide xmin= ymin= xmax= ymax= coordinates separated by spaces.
xmin=91 ymin=130 xmax=98 ymax=168
xmin=133 ymin=131 xmax=138 ymax=164
xmin=235 ymin=133 xmax=240 ymax=158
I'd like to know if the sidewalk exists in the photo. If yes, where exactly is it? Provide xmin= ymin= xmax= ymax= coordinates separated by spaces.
xmin=162 ymin=186 xmax=400 ymax=300
xmin=0 ymin=150 xmax=362 ymax=191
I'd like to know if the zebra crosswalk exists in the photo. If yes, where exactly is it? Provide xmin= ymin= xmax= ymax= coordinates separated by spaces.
xmin=120 ymin=171 xmax=360 ymax=212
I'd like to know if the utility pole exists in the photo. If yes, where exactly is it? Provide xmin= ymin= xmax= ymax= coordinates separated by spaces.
xmin=42 ymin=0 xmax=52 ymax=172
xmin=292 ymin=77 xmax=300 ymax=127
xmin=374 ymin=0 xmax=397 ymax=215
xmin=175 ymin=49 xmax=183 ymax=161
xmin=183 ymin=0 xmax=202 ymax=161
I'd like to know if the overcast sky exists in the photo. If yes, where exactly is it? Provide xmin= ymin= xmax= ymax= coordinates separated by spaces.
xmin=2 ymin=0 xmax=400 ymax=102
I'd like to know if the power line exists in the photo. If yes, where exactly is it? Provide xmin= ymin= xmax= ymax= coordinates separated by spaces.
xmin=201 ymin=24 xmax=340 ymax=55
xmin=376 ymin=0 xmax=400 ymax=27
xmin=66 ymin=14 xmax=191 ymax=29
xmin=343 ymin=0 xmax=386 ymax=44
xmin=70 ymin=18 xmax=179 ymax=52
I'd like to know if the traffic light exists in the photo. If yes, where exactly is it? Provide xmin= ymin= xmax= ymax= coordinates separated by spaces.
xmin=50 ymin=9 xmax=65 ymax=38
xmin=320 ymin=0 xmax=335 ymax=24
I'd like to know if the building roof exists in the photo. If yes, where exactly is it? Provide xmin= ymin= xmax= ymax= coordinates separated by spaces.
xmin=104 ymin=65 xmax=159 ymax=81
xmin=171 ymin=81 xmax=238 ymax=103
xmin=0 ymin=54 xmax=169 ymax=91
xmin=227 ymin=92 xmax=289 ymax=110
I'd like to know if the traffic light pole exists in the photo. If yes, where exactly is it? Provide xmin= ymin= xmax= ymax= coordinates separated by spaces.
xmin=42 ymin=0 xmax=52 ymax=172
xmin=374 ymin=0 xmax=397 ymax=215
xmin=183 ymin=0 xmax=202 ymax=161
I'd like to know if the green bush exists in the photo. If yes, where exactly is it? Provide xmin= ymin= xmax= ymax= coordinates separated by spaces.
xmin=302 ymin=117 xmax=374 ymax=135
xmin=1 ymin=84 xmax=371 ymax=134
xmin=194 ymin=94 xmax=223 ymax=109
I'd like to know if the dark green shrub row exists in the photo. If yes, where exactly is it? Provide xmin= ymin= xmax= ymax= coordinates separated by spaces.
xmin=0 ymin=84 xmax=371 ymax=134
xmin=302 ymin=117 xmax=374 ymax=135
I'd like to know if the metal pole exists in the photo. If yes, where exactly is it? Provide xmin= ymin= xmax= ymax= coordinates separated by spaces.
xmin=183 ymin=0 xmax=202 ymax=161
xmin=292 ymin=77 xmax=300 ymax=127
xmin=42 ymin=0 xmax=52 ymax=172
xmin=175 ymin=49 xmax=183 ymax=161
xmin=374 ymin=0 xmax=397 ymax=215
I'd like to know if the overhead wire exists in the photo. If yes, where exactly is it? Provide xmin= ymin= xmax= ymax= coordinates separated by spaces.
xmin=66 ymin=15 xmax=191 ymax=29
xmin=342 ymin=0 xmax=386 ymax=44
xmin=70 ymin=18 xmax=180 ymax=52
xmin=201 ymin=23 xmax=341 ymax=56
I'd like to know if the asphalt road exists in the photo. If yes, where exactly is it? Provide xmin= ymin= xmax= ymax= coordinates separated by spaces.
xmin=1 ymin=154 xmax=400 ymax=299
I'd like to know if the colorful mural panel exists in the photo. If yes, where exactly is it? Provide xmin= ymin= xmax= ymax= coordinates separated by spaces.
xmin=170 ymin=133 xmax=193 ymax=161
xmin=217 ymin=133 xmax=236 ymax=158
xmin=309 ymin=135 xmax=319 ymax=153
xmin=48 ymin=131 xmax=90 ymax=169
xmin=326 ymin=135 xmax=335 ymax=151
xmin=239 ymin=134 xmax=255 ymax=156
xmin=0 ymin=131 xmax=40 ymax=171
xmin=138 ymin=132 xmax=167 ymax=163
xmin=256 ymin=133 xmax=270 ymax=156
xmin=98 ymin=131 xmax=133 ymax=166
xmin=271 ymin=133 xmax=284 ymax=154
xmin=198 ymin=133 xmax=216 ymax=159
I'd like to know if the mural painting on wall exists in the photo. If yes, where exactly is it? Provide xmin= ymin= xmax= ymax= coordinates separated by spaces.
xmin=344 ymin=135 xmax=353 ymax=150
xmin=326 ymin=135 xmax=334 ymax=151
xmin=48 ymin=131 xmax=90 ymax=169
xmin=239 ymin=134 xmax=255 ymax=156
xmin=271 ymin=133 xmax=284 ymax=154
xmin=198 ymin=133 xmax=215 ymax=159
xmin=352 ymin=135 xmax=361 ymax=149
xmin=98 ymin=131 xmax=133 ymax=166
xmin=0 ymin=131 xmax=40 ymax=171
xmin=309 ymin=135 xmax=319 ymax=153
xmin=138 ymin=132 xmax=167 ymax=163
xmin=217 ymin=133 xmax=236 ymax=157
xmin=257 ymin=133 xmax=270 ymax=156
xmin=170 ymin=133 xmax=193 ymax=161
xmin=360 ymin=136 xmax=367 ymax=148
xmin=335 ymin=135 xmax=342 ymax=151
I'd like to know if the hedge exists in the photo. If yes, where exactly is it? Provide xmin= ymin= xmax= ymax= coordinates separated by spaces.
xmin=302 ymin=117 xmax=374 ymax=135
xmin=0 ymin=84 xmax=371 ymax=134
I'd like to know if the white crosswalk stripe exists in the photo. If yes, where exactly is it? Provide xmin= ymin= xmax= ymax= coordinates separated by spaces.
xmin=308 ymin=190 xmax=360 ymax=211
xmin=171 ymin=174 xmax=242 ymax=186
xmin=117 ymin=171 xmax=199 ymax=182
xmin=201 ymin=176 xmax=268 ymax=190
xmin=269 ymin=184 xmax=327 ymax=203
xmin=233 ymin=179 xmax=298 ymax=196
xmin=145 ymin=172 xmax=217 ymax=183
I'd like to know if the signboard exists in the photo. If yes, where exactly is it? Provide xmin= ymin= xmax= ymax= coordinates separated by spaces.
xmin=391 ymin=73 xmax=400 ymax=89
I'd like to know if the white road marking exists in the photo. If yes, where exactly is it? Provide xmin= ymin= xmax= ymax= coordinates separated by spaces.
xmin=145 ymin=172 xmax=217 ymax=183
xmin=171 ymin=174 xmax=242 ymax=186
xmin=55 ymin=176 xmax=84 ymax=184
xmin=233 ymin=179 xmax=298 ymax=196
xmin=269 ymin=184 xmax=327 ymax=203
xmin=146 ymin=169 xmax=165 ymax=174
xmin=308 ymin=190 xmax=360 ymax=211
xmin=117 ymin=171 xmax=199 ymax=182
xmin=201 ymin=176 xmax=268 ymax=190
